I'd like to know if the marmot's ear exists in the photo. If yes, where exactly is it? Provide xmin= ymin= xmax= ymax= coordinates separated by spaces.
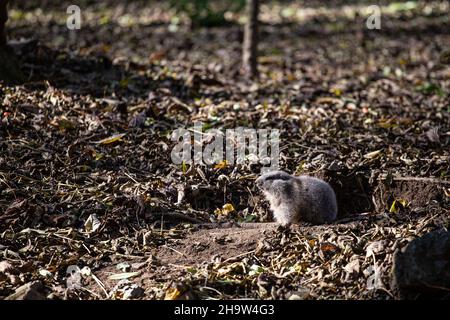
xmin=260 ymin=170 xmax=291 ymax=181
xmin=255 ymin=177 xmax=263 ymax=188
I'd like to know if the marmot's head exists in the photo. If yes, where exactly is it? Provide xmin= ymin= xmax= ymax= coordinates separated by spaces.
xmin=255 ymin=170 xmax=293 ymax=194
xmin=256 ymin=171 xmax=299 ymax=221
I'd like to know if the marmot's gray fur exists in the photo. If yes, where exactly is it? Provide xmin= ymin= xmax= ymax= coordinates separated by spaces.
xmin=256 ymin=171 xmax=338 ymax=226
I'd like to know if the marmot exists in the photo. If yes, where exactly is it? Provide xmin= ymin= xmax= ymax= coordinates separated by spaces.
xmin=256 ymin=170 xmax=338 ymax=226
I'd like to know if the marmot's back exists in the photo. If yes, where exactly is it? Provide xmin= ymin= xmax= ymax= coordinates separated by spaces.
xmin=294 ymin=175 xmax=338 ymax=224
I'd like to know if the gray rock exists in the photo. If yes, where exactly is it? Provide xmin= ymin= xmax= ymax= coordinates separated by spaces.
xmin=6 ymin=281 xmax=46 ymax=300
xmin=392 ymin=229 xmax=450 ymax=299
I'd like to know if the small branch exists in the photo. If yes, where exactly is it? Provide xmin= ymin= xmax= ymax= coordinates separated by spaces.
xmin=378 ymin=175 xmax=450 ymax=185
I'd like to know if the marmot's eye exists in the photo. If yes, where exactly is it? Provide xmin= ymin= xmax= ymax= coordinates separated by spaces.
xmin=265 ymin=175 xmax=290 ymax=181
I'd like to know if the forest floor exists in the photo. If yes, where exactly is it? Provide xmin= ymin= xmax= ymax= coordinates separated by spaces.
xmin=0 ymin=0 xmax=449 ymax=299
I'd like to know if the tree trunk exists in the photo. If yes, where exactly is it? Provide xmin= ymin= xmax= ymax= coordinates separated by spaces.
xmin=0 ymin=0 xmax=8 ymax=44
xmin=242 ymin=0 xmax=259 ymax=79
xmin=0 ymin=0 xmax=24 ymax=84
